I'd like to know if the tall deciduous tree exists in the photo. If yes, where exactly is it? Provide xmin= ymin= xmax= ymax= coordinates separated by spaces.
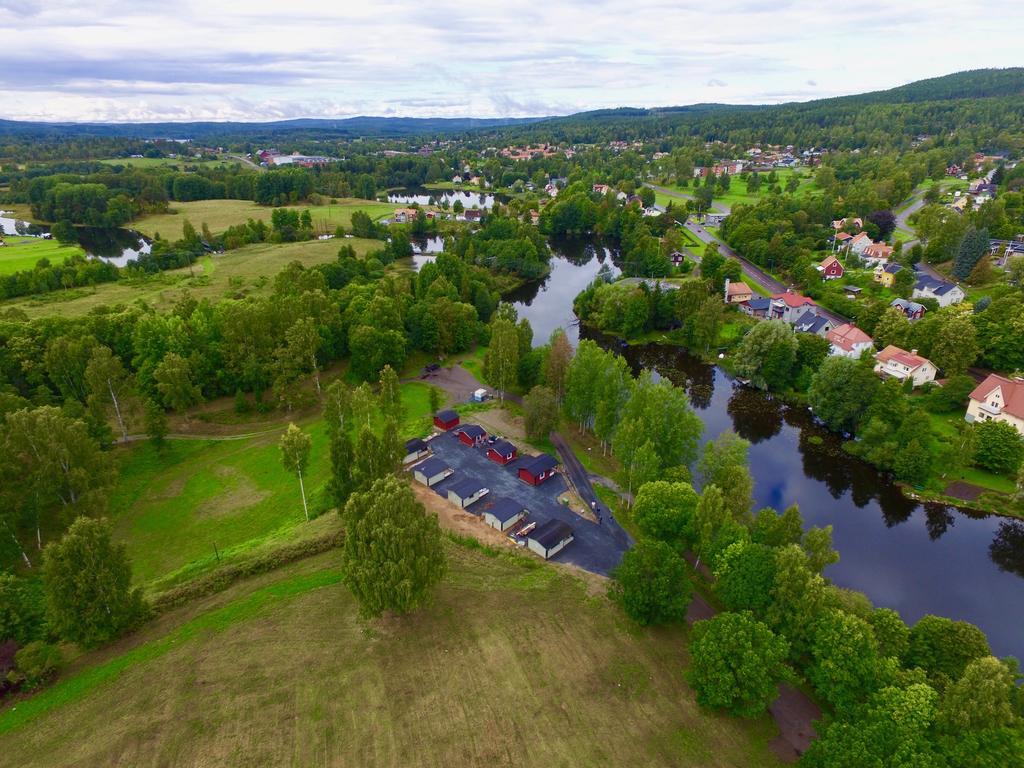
xmin=688 ymin=611 xmax=791 ymax=717
xmin=544 ymin=328 xmax=573 ymax=402
xmin=610 ymin=540 xmax=692 ymax=625
xmin=43 ymin=516 xmax=147 ymax=648
xmin=809 ymin=609 xmax=884 ymax=712
xmin=808 ymin=356 xmax=880 ymax=433
xmin=341 ymin=475 xmax=445 ymax=617
xmin=484 ymin=313 xmax=520 ymax=401
xmin=279 ymin=423 xmax=313 ymax=521
xmin=698 ymin=431 xmax=754 ymax=522
xmin=734 ymin=320 xmax=798 ymax=391
xmin=84 ymin=345 xmax=132 ymax=442
xmin=378 ymin=365 xmax=403 ymax=425
xmin=631 ymin=480 xmax=700 ymax=547
xmin=153 ymin=352 xmax=202 ymax=412
xmin=523 ymin=385 xmax=558 ymax=440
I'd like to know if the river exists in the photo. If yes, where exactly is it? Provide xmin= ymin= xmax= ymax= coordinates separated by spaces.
xmin=0 ymin=211 xmax=151 ymax=266
xmin=387 ymin=187 xmax=506 ymax=209
xmin=503 ymin=244 xmax=1023 ymax=659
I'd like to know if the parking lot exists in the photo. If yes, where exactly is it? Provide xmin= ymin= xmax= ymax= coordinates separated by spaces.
xmin=418 ymin=429 xmax=629 ymax=575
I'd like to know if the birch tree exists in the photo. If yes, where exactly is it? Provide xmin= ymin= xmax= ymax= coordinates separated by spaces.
xmin=279 ymin=423 xmax=313 ymax=522
xmin=85 ymin=345 xmax=131 ymax=442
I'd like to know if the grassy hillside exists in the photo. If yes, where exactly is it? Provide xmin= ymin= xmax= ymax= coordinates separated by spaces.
xmin=133 ymin=198 xmax=397 ymax=238
xmin=0 ymin=547 xmax=783 ymax=768
xmin=1 ymin=236 xmax=381 ymax=319
xmin=0 ymin=236 xmax=84 ymax=274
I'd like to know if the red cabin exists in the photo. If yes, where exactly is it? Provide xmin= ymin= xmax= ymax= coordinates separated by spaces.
xmin=433 ymin=409 xmax=460 ymax=431
xmin=518 ymin=454 xmax=558 ymax=486
xmin=456 ymin=424 xmax=487 ymax=446
xmin=486 ymin=439 xmax=518 ymax=465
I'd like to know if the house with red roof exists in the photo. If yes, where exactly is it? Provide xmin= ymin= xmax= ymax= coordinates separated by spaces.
xmin=846 ymin=232 xmax=873 ymax=256
xmin=826 ymin=323 xmax=874 ymax=358
xmin=817 ymin=255 xmax=845 ymax=280
xmin=873 ymin=346 xmax=936 ymax=388
xmin=769 ymin=290 xmax=817 ymax=324
xmin=965 ymin=374 xmax=1024 ymax=436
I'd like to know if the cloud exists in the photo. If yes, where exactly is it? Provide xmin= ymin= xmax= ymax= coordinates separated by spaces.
xmin=0 ymin=0 xmax=1021 ymax=122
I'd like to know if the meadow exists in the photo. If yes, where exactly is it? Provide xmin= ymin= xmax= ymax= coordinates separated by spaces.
xmin=108 ymin=382 xmax=438 ymax=588
xmin=0 ymin=547 xmax=783 ymax=768
xmin=99 ymin=157 xmax=244 ymax=170
xmin=1 ymin=236 xmax=381 ymax=319
xmin=0 ymin=236 xmax=84 ymax=274
xmin=672 ymin=168 xmax=816 ymax=209
xmin=133 ymin=198 xmax=397 ymax=239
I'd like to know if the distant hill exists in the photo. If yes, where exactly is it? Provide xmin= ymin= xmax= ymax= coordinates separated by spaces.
xmin=0 ymin=115 xmax=546 ymax=140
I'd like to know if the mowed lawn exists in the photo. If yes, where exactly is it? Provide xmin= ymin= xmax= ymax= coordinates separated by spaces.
xmin=0 ymin=237 xmax=84 ymax=274
xmin=133 ymin=198 xmax=396 ymax=239
xmin=0 ymin=548 xmax=783 ymax=768
xmin=1 ymin=236 xmax=381 ymax=319
xmin=672 ymin=168 xmax=817 ymax=209
xmin=109 ymin=383 xmax=438 ymax=586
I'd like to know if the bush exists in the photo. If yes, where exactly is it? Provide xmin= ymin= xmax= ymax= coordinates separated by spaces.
xmin=974 ymin=420 xmax=1024 ymax=475
xmin=9 ymin=641 xmax=62 ymax=690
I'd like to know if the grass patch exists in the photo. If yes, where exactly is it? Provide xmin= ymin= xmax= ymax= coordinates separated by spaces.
xmin=0 ymin=548 xmax=783 ymax=767
xmin=0 ymin=237 xmax=84 ymax=274
xmin=99 ymin=157 xmax=244 ymax=170
xmin=133 ymin=198 xmax=395 ymax=239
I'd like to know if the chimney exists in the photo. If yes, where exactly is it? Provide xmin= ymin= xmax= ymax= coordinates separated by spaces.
xmin=724 ymin=277 xmax=730 ymax=301
xmin=910 ymin=349 xmax=918 ymax=356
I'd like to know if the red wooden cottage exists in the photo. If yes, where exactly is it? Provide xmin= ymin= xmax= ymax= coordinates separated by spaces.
xmin=486 ymin=439 xmax=518 ymax=465
xmin=818 ymin=254 xmax=844 ymax=280
xmin=518 ymin=454 xmax=558 ymax=486
xmin=433 ymin=409 xmax=460 ymax=431
xmin=456 ymin=424 xmax=487 ymax=447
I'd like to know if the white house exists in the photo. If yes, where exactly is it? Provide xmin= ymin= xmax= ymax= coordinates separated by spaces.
xmin=873 ymin=346 xmax=937 ymax=388
xmin=826 ymin=323 xmax=874 ymax=358
xmin=912 ymin=274 xmax=965 ymax=307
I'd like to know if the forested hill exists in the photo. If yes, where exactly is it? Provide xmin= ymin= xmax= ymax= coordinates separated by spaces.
xmin=0 ymin=115 xmax=545 ymax=141
xmin=491 ymin=68 xmax=1024 ymax=148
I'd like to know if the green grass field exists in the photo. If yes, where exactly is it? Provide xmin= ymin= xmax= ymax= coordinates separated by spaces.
xmin=133 ymin=198 xmax=396 ymax=239
xmin=108 ymin=382 xmax=437 ymax=587
xmin=1 ymin=236 xmax=382 ymax=319
xmin=0 ymin=236 xmax=84 ymax=274
xmin=671 ymin=168 xmax=815 ymax=209
xmin=99 ymin=157 xmax=242 ymax=170
xmin=0 ymin=547 xmax=782 ymax=767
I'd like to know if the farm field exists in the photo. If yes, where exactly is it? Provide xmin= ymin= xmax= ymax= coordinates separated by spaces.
xmin=0 ymin=236 xmax=84 ymax=274
xmin=99 ymin=157 xmax=243 ymax=170
xmin=0 ymin=547 xmax=783 ymax=768
xmin=1 ymin=236 xmax=381 ymax=319
xmin=109 ymin=382 xmax=438 ymax=587
xmin=133 ymin=198 xmax=396 ymax=239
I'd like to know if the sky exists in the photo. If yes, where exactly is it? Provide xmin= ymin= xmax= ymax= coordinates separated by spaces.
xmin=1 ymin=0 xmax=1022 ymax=124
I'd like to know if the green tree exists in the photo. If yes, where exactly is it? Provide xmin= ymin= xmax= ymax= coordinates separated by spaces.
xmin=378 ymin=365 xmax=403 ymax=425
xmin=285 ymin=318 xmax=323 ymax=394
xmin=937 ymin=655 xmax=1020 ymax=735
xmin=631 ymin=480 xmax=700 ymax=547
xmin=428 ymin=385 xmax=443 ymax=418
xmin=523 ymin=385 xmax=558 ymax=440
xmin=341 ymin=475 xmax=445 ymax=617
xmin=698 ymin=431 xmax=754 ymax=521
xmin=43 ymin=517 xmax=146 ymax=648
xmin=483 ymin=313 xmax=520 ymax=401
xmin=766 ymin=544 xmax=832 ymax=659
xmin=906 ymin=615 xmax=990 ymax=689
xmin=734 ymin=320 xmax=799 ymax=391
xmin=974 ymin=420 xmax=1024 ymax=475
xmin=953 ymin=226 xmax=990 ymax=280
xmin=279 ymin=423 xmax=313 ymax=521
xmin=143 ymin=399 xmax=168 ymax=448
xmin=688 ymin=611 xmax=791 ymax=717
xmin=868 ymin=607 xmax=910 ymax=661
xmin=809 ymin=609 xmax=884 ymax=712
xmin=610 ymin=540 xmax=692 ymax=626
xmin=84 ymin=345 xmax=132 ymax=442
xmin=751 ymin=505 xmax=803 ymax=547
xmin=544 ymin=328 xmax=573 ymax=402
xmin=930 ymin=313 xmax=979 ymax=375
xmin=0 ymin=573 xmax=45 ymax=645
xmin=808 ymin=356 xmax=880 ymax=432
xmin=714 ymin=540 xmax=777 ymax=614
xmin=802 ymin=525 xmax=839 ymax=574
xmin=153 ymin=352 xmax=202 ymax=412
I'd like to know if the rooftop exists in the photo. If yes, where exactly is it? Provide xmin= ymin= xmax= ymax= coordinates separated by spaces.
xmin=522 ymin=453 xmax=558 ymax=475
xmin=415 ymin=457 xmax=449 ymax=476
xmin=529 ymin=518 xmax=573 ymax=549
xmin=969 ymin=374 xmax=1024 ymax=420
xmin=484 ymin=497 xmax=528 ymax=523
xmin=826 ymin=323 xmax=872 ymax=351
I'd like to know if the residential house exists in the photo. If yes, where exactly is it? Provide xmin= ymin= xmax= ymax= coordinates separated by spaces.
xmin=447 ymin=478 xmax=489 ymax=509
xmin=826 ymin=323 xmax=874 ymax=358
xmin=831 ymin=217 xmax=864 ymax=230
xmin=393 ymin=207 xmax=419 ymax=224
xmin=740 ymin=296 xmax=773 ymax=318
xmin=834 ymin=231 xmax=853 ymax=247
xmin=794 ymin=312 xmax=835 ymax=337
xmin=873 ymin=346 xmax=937 ymax=387
xmin=592 ymin=183 xmax=611 ymax=195
xmin=891 ymin=297 xmax=927 ymax=320
xmin=965 ymin=374 xmax=1024 ymax=435
xmin=518 ymin=454 xmax=559 ymax=486
xmin=529 ymin=210 xmax=540 ymax=226
xmin=526 ymin=519 xmax=574 ymax=560
xmin=486 ymin=439 xmax=518 ymax=465
xmin=724 ymin=279 xmax=753 ymax=304
xmin=862 ymin=243 xmax=894 ymax=264
xmin=463 ymin=209 xmax=482 ymax=222
xmin=481 ymin=498 xmax=529 ymax=532
xmin=912 ymin=274 xmax=965 ymax=307
xmin=818 ymin=255 xmax=845 ymax=280
xmin=769 ymin=291 xmax=818 ymax=324
xmin=669 ymin=250 xmax=686 ymax=267
xmin=413 ymin=457 xmax=453 ymax=488
xmin=847 ymin=232 xmax=873 ymax=256
xmin=455 ymin=424 xmax=487 ymax=447
xmin=874 ymin=262 xmax=903 ymax=288
xmin=433 ymin=409 xmax=460 ymax=431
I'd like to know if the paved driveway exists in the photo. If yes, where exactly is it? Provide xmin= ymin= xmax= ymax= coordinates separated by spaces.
xmin=420 ymin=430 xmax=629 ymax=575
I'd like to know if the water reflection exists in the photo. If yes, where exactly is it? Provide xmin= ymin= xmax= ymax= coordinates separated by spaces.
xmin=386 ymin=187 xmax=505 ymax=209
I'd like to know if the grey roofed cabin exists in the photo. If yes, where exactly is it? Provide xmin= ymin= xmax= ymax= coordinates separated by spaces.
xmin=481 ymin=497 xmax=528 ymax=531
xmin=527 ymin=519 xmax=574 ymax=559
xmin=403 ymin=437 xmax=430 ymax=464
xmin=447 ymin=477 xmax=489 ymax=508
xmin=413 ymin=457 xmax=452 ymax=487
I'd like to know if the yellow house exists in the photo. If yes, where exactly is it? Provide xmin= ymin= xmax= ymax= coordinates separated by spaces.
xmin=966 ymin=374 xmax=1024 ymax=435
xmin=873 ymin=262 xmax=903 ymax=288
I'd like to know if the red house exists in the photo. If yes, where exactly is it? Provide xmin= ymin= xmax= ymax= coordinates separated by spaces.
xmin=456 ymin=424 xmax=487 ymax=446
xmin=518 ymin=454 xmax=558 ymax=486
xmin=486 ymin=439 xmax=518 ymax=465
xmin=818 ymin=255 xmax=844 ymax=280
xmin=433 ymin=409 xmax=460 ymax=431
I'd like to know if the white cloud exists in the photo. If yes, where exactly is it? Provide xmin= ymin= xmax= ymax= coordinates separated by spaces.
xmin=0 ymin=0 xmax=1020 ymax=122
